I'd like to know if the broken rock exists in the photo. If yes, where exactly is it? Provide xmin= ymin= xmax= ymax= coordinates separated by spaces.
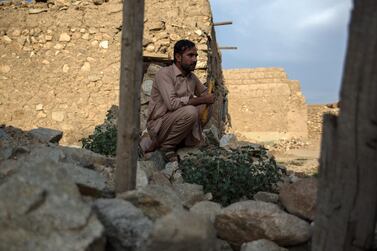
xmin=215 ymin=200 xmax=311 ymax=247
xmin=28 ymin=127 xmax=63 ymax=143
xmin=0 ymin=163 xmax=105 ymax=251
xmin=118 ymin=184 xmax=184 ymax=220
xmin=93 ymin=199 xmax=153 ymax=251
xmin=279 ymin=177 xmax=317 ymax=221
xmin=241 ymin=239 xmax=288 ymax=251
xmin=144 ymin=210 xmax=217 ymax=251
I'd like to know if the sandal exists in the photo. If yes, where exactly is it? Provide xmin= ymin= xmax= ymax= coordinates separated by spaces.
xmin=160 ymin=148 xmax=180 ymax=163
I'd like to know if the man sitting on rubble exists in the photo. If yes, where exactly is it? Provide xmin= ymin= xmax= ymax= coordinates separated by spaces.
xmin=144 ymin=39 xmax=215 ymax=162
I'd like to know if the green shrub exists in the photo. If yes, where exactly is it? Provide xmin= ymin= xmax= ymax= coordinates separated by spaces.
xmin=180 ymin=145 xmax=282 ymax=206
xmin=80 ymin=108 xmax=117 ymax=156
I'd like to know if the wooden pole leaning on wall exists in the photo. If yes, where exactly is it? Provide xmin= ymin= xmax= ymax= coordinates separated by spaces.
xmin=213 ymin=21 xmax=233 ymax=26
xmin=219 ymin=46 xmax=238 ymax=50
xmin=115 ymin=0 xmax=145 ymax=193
xmin=312 ymin=1 xmax=377 ymax=250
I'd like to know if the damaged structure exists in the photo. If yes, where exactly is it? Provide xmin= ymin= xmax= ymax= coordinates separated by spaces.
xmin=0 ymin=0 xmax=227 ymax=145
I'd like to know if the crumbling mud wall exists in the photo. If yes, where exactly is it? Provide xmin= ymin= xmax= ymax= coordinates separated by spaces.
xmin=0 ymin=0 xmax=226 ymax=145
xmin=224 ymin=68 xmax=308 ymax=142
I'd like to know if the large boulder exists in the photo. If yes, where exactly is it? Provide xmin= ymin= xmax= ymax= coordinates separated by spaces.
xmin=28 ymin=127 xmax=63 ymax=144
xmin=93 ymin=199 xmax=153 ymax=251
xmin=172 ymin=183 xmax=208 ymax=208
xmin=190 ymin=201 xmax=222 ymax=223
xmin=0 ymin=127 xmax=13 ymax=160
xmin=215 ymin=201 xmax=311 ymax=247
xmin=0 ymin=146 xmax=113 ymax=197
xmin=0 ymin=144 xmax=114 ymax=197
xmin=241 ymin=239 xmax=288 ymax=251
xmin=253 ymin=191 xmax=279 ymax=204
xmin=118 ymin=184 xmax=184 ymax=220
xmin=59 ymin=162 xmax=110 ymax=197
xmin=279 ymin=177 xmax=317 ymax=221
xmin=0 ymin=126 xmax=42 ymax=161
xmin=0 ymin=163 xmax=104 ymax=251
xmin=144 ymin=210 xmax=217 ymax=251
xmin=60 ymin=146 xmax=115 ymax=168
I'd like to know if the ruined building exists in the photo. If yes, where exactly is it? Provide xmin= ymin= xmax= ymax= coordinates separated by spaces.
xmin=224 ymin=68 xmax=308 ymax=142
xmin=0 ymin=0 xmax=309 ymax=145
xmin=0 ymin=0 xmax=226 ymax=145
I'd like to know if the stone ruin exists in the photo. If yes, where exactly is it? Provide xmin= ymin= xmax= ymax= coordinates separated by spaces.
xmin=0 ymin=125 xmax=315 ymax=251
xmin=224 ymin=68 xmax=308 ymax=142
xmin=0 ymin=0 xmax=227 ymax=145
xmin=0 ymin=0 xmax=312 ymax=146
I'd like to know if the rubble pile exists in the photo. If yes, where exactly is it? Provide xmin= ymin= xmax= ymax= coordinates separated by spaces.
xmin=0 ymin=125 xmax=320 ymax=251
xmin=268 ymin=137 xmax=310 ymax=152
xmin=0 ymin=0 xmax=226 ymax=144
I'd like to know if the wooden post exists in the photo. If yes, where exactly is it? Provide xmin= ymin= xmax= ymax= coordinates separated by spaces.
xmin=213 ymin=21 xmax=233 ymax=26
xmin=312 ymin=1 xmax=377 ymax=250
xmin=115 ymin=0 xmax=145 ymax=193
xmin=219 ymin=46 xmax=238 ymax=50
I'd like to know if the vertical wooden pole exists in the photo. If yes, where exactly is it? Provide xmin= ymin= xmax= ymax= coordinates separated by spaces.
xmin=115 ymin=0 xmax=145 ymax=193
xmin=312 ymin=0 xmax=377 ymax=250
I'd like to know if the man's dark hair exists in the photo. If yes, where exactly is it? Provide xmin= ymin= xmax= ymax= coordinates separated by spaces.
xmin=173 ymin=39 xmax=196 ymax=63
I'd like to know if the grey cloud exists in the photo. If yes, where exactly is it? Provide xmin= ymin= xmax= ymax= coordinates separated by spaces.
xmin=210 ymin=0 xmax=352 ymax=103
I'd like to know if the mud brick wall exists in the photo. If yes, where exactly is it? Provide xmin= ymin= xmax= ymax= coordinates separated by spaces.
xmin=224 ymin=68 xmax=308 ymax=142
xmin=0 ymin=0 xmax=226 ymax=145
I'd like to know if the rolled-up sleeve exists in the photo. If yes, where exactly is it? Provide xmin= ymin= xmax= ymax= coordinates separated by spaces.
xmin=194 ymin=75 xmax=208 ymax=96
xmin=155 ymin=70 xmax=189 ymax=111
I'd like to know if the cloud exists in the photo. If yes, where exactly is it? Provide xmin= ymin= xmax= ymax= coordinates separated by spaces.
xmin=210 ymin=0 xmax=352 ymax=103
xmin=297 ymin=3 xmax=352 ymax=31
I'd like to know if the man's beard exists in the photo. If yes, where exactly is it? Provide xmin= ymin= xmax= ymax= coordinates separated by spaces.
xmin=181 ymin=62 xmax=196 ymax=72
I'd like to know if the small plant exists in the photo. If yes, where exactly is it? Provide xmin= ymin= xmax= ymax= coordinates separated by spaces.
xmin=180 ymin=145 xmax=282 ymax=206
xmin=80 ymin=108 xmax=118 ymax=156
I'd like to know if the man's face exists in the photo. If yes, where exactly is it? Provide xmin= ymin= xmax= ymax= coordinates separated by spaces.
xmin=176 ymin=47 xmax=198 ymax=72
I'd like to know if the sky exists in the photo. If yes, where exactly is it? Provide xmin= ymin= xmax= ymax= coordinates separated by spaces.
xmin=209 ymin=0 xmax=353 ymax=104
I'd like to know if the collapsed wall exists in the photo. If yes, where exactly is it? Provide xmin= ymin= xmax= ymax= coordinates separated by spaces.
xmin=224 ymin=68 xmax=308 ymax=142
xmin=0 ymin=0 xmax=226 ymax=145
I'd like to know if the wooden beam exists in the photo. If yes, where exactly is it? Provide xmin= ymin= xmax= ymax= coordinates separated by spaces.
xmin=312 ymin=1 xmax=377 ymax=250
xmin=219 ymin=46 xmax=238 ymax=50
xmin=213 ymin=21 xmax=233 ymax=26
xmin=143 ymin=51 xmax=170 ymax=61
xmin=115 ymin=0 xmax=145 ymax=193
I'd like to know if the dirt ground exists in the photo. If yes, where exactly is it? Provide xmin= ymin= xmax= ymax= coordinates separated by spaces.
xmin=266 ymin=103 xmax=339 ymax=177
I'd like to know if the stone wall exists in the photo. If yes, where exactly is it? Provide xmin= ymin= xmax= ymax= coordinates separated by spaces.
xmin=0 ymin=0 xmax=226 ymax=145
xmin=224 ymin=68 xmax=308 ymax=142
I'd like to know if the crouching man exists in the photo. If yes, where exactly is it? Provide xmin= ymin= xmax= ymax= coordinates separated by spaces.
xmin=145 ymin=39 xmax=215 ymax=162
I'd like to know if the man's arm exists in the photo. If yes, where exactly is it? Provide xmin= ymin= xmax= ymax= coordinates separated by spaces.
xmin=189 ymin=75 xmax=215 ymax=106
xmin=187 ymin=94 xmax=215 ymax=106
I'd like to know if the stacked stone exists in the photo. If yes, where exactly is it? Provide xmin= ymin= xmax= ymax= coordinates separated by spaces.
xmin=0 ymin=0 xmax=225 ymax=145
xmin=1 ymin=125 xmax=319 ymax=251
xmin=307 ymin=104 xmax=339 ymax=140
xmin=143 ymin=0 xmax=213 ymax=82
xmin=224 ymin=68 xmax=308 ymax=142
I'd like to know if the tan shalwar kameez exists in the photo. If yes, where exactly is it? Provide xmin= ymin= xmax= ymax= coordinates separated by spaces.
xmin=146 ymin=64 xmax=208 ymax=150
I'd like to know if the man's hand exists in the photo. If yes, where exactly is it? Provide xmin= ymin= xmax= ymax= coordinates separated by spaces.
xmin=201 ymin=93 xmax=215 ymax=104
xmin=187 ymin=93 xmax=215 ymax=106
